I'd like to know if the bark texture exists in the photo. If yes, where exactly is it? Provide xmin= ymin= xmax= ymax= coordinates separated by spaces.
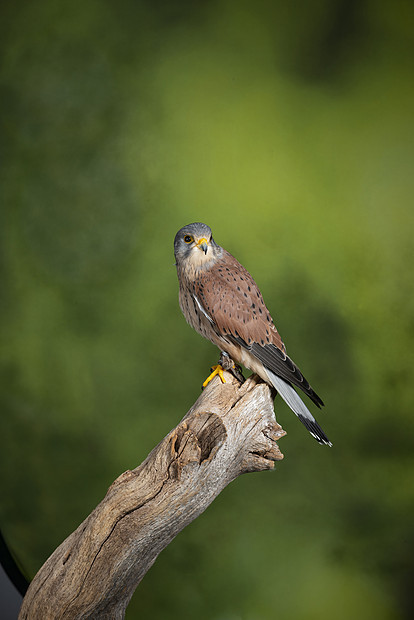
xmin=19 ymin=372 xmax=285 ymax=619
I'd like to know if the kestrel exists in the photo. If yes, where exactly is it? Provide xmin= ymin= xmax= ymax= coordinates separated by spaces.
xmin=174 ymin=222 xmax=331 ymax=446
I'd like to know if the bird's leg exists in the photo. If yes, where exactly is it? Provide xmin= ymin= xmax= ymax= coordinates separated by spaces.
xmin=219 ymin=351 xmax=245 ymax=384
xmin=202 ymin=364 xmax=226 ymax=388
xmin=202 ymin=352 xmax=245 ymax=389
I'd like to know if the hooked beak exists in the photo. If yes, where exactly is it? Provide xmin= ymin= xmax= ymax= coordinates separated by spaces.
xmin=196 ymin=238 xmax=208 ymax=255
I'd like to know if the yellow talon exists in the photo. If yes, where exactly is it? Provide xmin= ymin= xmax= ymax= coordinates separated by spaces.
xmin=202 ymin=364 xmax=226 ymax=388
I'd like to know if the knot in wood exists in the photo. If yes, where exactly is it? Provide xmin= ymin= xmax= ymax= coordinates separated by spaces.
xmin=170 ymin=412 xmax=227 ymax=478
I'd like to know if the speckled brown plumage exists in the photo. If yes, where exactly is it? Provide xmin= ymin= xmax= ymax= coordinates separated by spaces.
xmin=174 ymin=222 xmax=331 ymax=446
xmin=193 ymin=249 xmax=284 ymax=349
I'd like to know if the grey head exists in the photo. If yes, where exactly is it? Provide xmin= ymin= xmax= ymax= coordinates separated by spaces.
xmin=174 ymin=222 xmax=221 ymax=267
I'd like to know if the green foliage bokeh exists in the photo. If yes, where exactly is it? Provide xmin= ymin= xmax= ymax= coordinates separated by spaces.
xmin=1 ymin=1 xmax=413 ymax=618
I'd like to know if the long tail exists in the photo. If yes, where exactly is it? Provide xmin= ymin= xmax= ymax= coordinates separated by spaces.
xmin=264 ymin=368 xmax=332 ymax=446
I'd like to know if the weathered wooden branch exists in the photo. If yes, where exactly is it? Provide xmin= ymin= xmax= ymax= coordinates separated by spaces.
xmin=19 ymin=372 xmax=286 ymax=619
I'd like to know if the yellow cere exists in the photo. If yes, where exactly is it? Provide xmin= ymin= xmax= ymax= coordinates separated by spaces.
xmin=196 ymin=237 xmax=208 ymax=247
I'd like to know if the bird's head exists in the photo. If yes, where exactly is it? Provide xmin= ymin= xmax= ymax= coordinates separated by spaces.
xmin=174 ymin=222 xmax=221 ymax=271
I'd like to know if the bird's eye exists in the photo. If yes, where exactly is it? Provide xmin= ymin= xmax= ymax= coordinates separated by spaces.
xmin=184 ymin=235 xmax=193 ymax=244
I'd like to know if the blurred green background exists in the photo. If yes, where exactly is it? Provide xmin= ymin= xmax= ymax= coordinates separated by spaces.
xmin=1 ymin=0 xmax=413 ymax=618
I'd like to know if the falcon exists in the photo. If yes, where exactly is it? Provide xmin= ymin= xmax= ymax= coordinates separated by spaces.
xmin=174 ymin=222 xmax=332 ymax=446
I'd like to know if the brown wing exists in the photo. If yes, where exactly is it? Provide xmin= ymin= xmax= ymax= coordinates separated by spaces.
xmin=194 ymin=249 xmax=286 ymax=351
xmin=194 ymin=250 xmax=324 ymax=408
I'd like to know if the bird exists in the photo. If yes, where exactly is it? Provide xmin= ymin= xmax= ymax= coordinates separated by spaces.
xmin=174 ymin=222 xmax=332 ymax=446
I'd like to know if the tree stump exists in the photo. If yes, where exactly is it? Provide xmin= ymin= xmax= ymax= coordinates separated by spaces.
xmin=19 ymin=372 xmax=285 ymax=619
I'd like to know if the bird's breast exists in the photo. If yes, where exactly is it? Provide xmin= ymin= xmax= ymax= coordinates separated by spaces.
xmin=178 ymin=286 xmax=212 ymax=340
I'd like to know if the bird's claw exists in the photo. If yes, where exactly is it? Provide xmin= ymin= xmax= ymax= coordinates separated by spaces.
xmin=219 ymin=351 xmax=245 ymax=383
xmin=230 ymin=363 xmax=246 ymax=383
xmin=202 ymin=353 xmax=246 ymax=389
xmin=202 ymin=364 xmax=226 ymax=388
